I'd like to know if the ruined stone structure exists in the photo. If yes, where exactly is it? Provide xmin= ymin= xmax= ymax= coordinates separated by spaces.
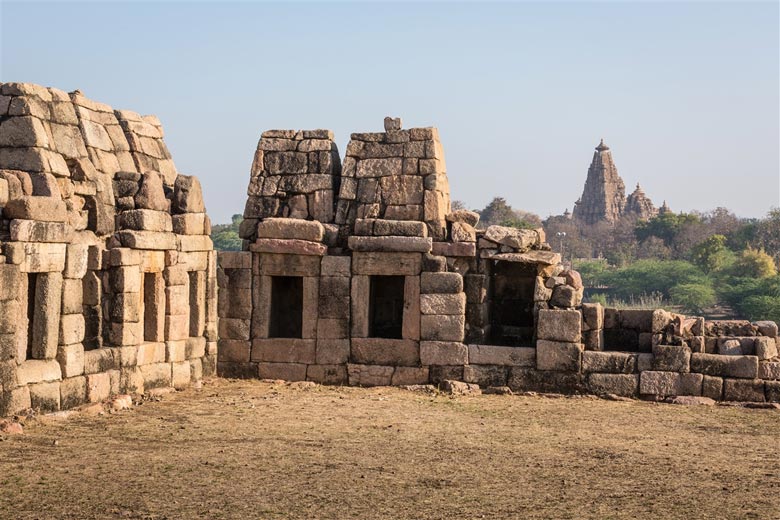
xmin=217 ymin=119 xmax=780 ymax=402
xmin=0 ymin=83 xmax=215 ymax=417
xmin=2 ymin=83 xmax=779 ymax=417
xmin=573 ymin=139 xmax=659 ymax=224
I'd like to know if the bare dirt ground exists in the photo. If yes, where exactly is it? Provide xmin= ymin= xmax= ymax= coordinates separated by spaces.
xmin=1 ymin=379 xmax=779 ymax=520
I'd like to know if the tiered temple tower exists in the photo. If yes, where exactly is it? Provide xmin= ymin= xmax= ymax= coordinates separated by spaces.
xmin=572 ymin=139 xmax=626 ymax=225
xmin=573 ymin=139 xmax=662 ymax=224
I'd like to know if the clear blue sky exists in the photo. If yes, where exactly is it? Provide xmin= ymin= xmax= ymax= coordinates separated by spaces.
xmin=2 ymin=1 xmax=778 ymax=223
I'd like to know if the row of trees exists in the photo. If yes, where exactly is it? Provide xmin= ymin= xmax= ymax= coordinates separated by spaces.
xmin=544 ymin=207 xmax=780 ymax=268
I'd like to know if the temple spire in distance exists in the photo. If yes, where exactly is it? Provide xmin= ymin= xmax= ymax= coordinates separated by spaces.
xmin=572 ymin=138 xmax=626 ymax=225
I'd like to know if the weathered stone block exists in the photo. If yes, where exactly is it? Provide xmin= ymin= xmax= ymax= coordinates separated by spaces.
xmin=139 ymin=362 xmax=172 ymax=389
xmin=18 ymin=242 xmax=67 ymax=273
xmin=463 ymin=365 xmax=509 ymax=387
xmin=508 ymin=367 xmax=586 ymax=394
xmin=251 ymin=339 xmax=316 ymax=364
xmin=116 ymin=209 xmax=173 ymax=233
xmin=652 ymin=345 xmax=691 ymax=372
xmin=117 ymin=230 xmax=177 ymax=250
xmin=86 ymin=372 xmax=111 ymax=403
xmin=347 ymin=363 xmax=394 ymax=386
xmin=766 ymin=381 xmax=780 ymax=403
xmin=165 ymin=340 xmax=187 ymax=363
xmin=217 ymin=340 xmax=251 ymax=363
xmin=723 ymin=378 xmax=765 ymax=402
xmin=351 ymin=252 xmax=422 ymax=276
xmin=348 ymin=236 xmax=432 ymax=253
xmin=372 ymin=219 xmax=428 ymax=238
xmin=172 ymin=213 xmax=207 ymax=235
xmin=316 ymin=319 xmax=349 ymax=340
xmin=420 ymin=272 xmax=462 ymax=294
xmin=17 ymin=359 xmax=62 ymax=385
xmin=420 ymin=341 xmax=468 ymax=365
xmin=402 ymin=276 xmax=421 ymax=341
xmin=583 ymin=330 xmax=604 ymax=351
xmin=30 ymin=272 xmax=62 ymax=359
xmin=718 ymin=338 xmax=743 ymax=356
xmin=83 ymin=348 xmax=119 ymax=374
xmin=351 ymin=338 xmax=419 ymax=366
xmin=755 ymin=337 xmax=778 ymax=360
xmin=256 ymin=218 xmax=324 ymax=242
xmin=587 ymin=373 xmax=638 ymax=397
xmin=306 ymin=364 xmax=347 ymax=385
xmin=639 ymin=371 xmax=703 ymax=396
xmin=30 ymin=381 xmax=60 ymax=412
xmin=4 ymin=196 xmax=67 ymax=222
xmin=315 ymin=339 xmax=350 ymax=365
xmin=702 ymin=375 xmax=723 ymax=400
xmin=60 ymin=376 xmax=87 ymax=409
xmin=759 ymin=361 xmax=780 ymax=380
xmin=59 ymin=314 xmax=85 ymax=346
xmin=56 ymin=343 xmax=85 ymax=378
xmin=468 ymin=345 xmax=535 ymax=367
xmin=582 ymin=351 xmax=637 ymax=374
xmin=690 ymin=353 xmax=758 ymax=379
xmin=256 ymin=253 xmax=321 ymax=277
xmin=420 ymin=315 xmax=464 ymax=342
xmin=218 ymin=318 xmax=251 ymax=340
xmin=391 ymin=367 xmax=429 ymax=386
xmin=63 ymin=244 xmax=89 ymax=279
xmin=172 ymin=174 xmax=205 ymax=213
xmin=9 ymin=219 xmax=71 ymax=242
xmin=420 ymin=293 xmax=466 ymax=315
xmin=537 ymin=309 xmax=582 ymax=343
xmin=754 ymin=321 xmax=778 ymax=338
xmin=536 ymin=340 xmax=582 ymax=372
xmin=171 ymin=361 xmax=191 ymax=389
xmin=581 ymin=303 xmax=604 ymax=330
xmin=320 ymin=256 xmax=351 ymax=276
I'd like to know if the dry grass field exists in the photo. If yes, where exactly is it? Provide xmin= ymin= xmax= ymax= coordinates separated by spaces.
xmin=1 ymin=379 xmax=779 ymax=520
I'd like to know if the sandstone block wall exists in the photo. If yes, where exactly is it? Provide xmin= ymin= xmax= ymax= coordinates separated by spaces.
xmin=216 ymin=117 xmax=780 ymax=404
xmin=0 ymin=83 xmax=215 ymax=416
xmin=241 ymin=130 xmax=341 ymax=246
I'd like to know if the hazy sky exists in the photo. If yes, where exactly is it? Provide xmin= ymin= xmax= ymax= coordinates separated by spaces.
xmin=1 ymin=1 xmax=778 ymax=223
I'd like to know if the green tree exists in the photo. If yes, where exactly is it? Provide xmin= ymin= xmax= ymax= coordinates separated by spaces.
xmin=604 ymin=259 xmax=707 ymax=300
xmin=635 ymin=211 xmax=701 ymax=247
xmin=755 ymin=207 xmax=780 ymax=261
xmin=479 ymin=197 xmax=541 ymax=229
xmin=479 ymin=197 xmax=515 ymax=227
xmin=669 ymin=283 xmax=716 ymax=314
xmin=211 ymin=214 xmax=243 ymax=251
xmin=731 ymin=247 xmax=777 ymax=278
xmin=690 ymin=234 xmax=733 ymax=273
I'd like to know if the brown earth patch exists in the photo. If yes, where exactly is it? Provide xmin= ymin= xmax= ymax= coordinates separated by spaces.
xmin=1 ymin=378 xmax=779 ymax=519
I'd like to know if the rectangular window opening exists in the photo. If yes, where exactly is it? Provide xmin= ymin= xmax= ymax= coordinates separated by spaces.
xmin=488 ymin=262 xmax=536 ymax=347
xmin=25 ymin=273 xmax=38 ymax=360
xmin=269 ymin=276 xmax=303 ymax=339
xmin=369 ymin=275 xmax=405 ymax=339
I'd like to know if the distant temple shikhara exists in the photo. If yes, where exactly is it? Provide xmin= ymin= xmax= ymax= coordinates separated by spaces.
xmin=572 ymin=139 xmax=667 ymax=225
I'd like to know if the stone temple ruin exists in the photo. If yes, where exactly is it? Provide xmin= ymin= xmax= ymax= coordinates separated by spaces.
xmin=1 ymin=83 xmax=779 ymax=417
xmin=0 ymin=83 xmax=215 ymax=416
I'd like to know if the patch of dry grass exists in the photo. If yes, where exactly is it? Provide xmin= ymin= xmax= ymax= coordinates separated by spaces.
xmin=1 ymin=379 xmax=778 ymax=520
